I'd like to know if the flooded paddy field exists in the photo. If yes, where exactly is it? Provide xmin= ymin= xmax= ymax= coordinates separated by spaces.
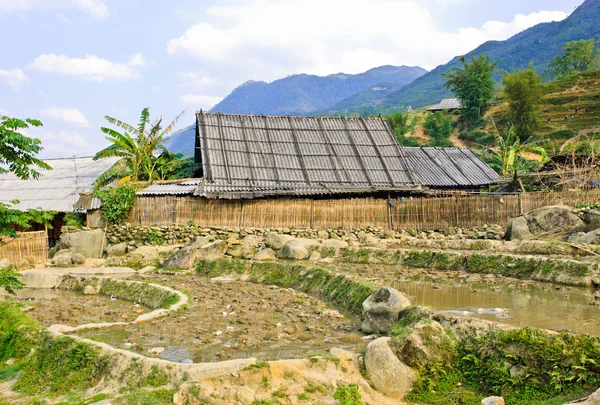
xmin=0 ymin=288 xmax=150 ymax=327
xmin=74 ymin=275 xmax=363 ymax=364
xmin=327 ymin=262 xmax=600 ymax=335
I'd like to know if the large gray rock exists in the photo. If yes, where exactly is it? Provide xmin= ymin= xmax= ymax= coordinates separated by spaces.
xmin=524 ymin=206 xmax=584 ymax=236
xmin=583 ymin=210 xmax=600 ymax=232
xmin=506 ymin=216 xmax=533 ymax=241
xmin=279 ymin=238 xmax=320 ymax=260
xmin=252 ymin=248 xmax=277 ymax=261
xmin=55 ymin=256 xmax=72 ymax=268
xmin=362 ymin=287 xmax=411 ymax=334
xmin=71 ymin=253 xmax=86 ymax=265
xmin=321 ymin=239 xmax=349 ymax=249
xmin=569 ymin=387 xmax=600 ymax=404
xmin=162 ymin=237 xmax=212 ymax=270
xmin=60 ymin=229 xmax=107 ymax=259
xmin=264 ymin=232 xmax=294 ymax=250
xmin=365 ymin=337 xmax=417 ymax=398
xmin=568 ymin=229 xmax=600 ymax=245
xmin=107 ymin=242 xmax=128 ymax=257
xmin=130 ymin=246 xmax=159 ymax=262
xmin=228 ymin=235 xmax=261 ymax=259
xmin=197 ymin=240 xmax=228 ymax=260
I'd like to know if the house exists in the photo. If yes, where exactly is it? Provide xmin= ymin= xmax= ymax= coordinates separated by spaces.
xmin=137 ymin=112 xmax=497 ymax=199
xmin=427 ymin=98 xmax=463 ymax=112
xmin=0 ymin=156 xmax=120 ymax=240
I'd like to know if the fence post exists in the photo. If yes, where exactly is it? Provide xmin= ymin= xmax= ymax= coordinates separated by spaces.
xmin=239 ymin=200 xmax=245 ymax=228
xmin=310 ymin=200 xmax=315 ymax=229
xmin=387 ymin=193 xmax=392 ymax=229
xmin=454 ymin=196 xmax=459 ymax=227
xmin=518 ymin=193 xmax=523 ymax=215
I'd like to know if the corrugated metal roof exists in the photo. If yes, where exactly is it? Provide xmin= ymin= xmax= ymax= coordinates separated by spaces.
xmin=189 ymin=112 xmax=497 ymax=198
xmin=137 ymin=183 xmax=198 ymax=196
xmin=0 ymin=157 xmax=120 ymax=212
xmin=427 ymin=98 xmax=463 ymax=111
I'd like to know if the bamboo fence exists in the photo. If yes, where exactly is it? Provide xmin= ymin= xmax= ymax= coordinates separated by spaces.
xmin=128 ymin=189 xmax=600 ymax=231
xmin=0 ymin=231 xmax=48 ymax=265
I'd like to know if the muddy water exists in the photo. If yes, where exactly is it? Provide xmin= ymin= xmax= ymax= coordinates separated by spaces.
xmin=391 ymin=279 xmax=600 ymax=335
xmin=75 ymin=276 xmax=363 ymax=364
xmin=0 ymin=288 xmax=150 ymax=327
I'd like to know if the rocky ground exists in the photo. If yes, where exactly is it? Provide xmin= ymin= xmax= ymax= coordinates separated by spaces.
xmin=0 ymin=288 xmax=149 ymax=327
xmin=74 ymin=275 xmax=364 ymax=363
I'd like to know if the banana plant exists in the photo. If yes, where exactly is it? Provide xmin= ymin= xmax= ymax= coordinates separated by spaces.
xmin=94 ymin=108 xmax=185 ymax=185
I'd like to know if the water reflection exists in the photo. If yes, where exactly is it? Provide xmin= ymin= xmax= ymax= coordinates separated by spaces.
xmin=391 ymin=280 xmax=600 ymax=335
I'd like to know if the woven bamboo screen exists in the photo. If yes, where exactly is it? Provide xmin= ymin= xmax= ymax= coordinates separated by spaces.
xmin=129 ymin=189 xmax=600 ymax=231
xmin=0 ymin=231 xmax=48 ymax=265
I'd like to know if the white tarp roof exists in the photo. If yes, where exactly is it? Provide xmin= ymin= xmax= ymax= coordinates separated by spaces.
xmin=0 ymin=157 xmax=120 ymax=212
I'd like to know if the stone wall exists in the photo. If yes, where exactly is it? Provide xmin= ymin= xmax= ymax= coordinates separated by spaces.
xmin=105 ymin=223 xmax=506 ymax=247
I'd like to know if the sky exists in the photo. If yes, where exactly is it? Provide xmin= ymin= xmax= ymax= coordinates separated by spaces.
xmin=0 ymin=0 xmax=584 ymax=158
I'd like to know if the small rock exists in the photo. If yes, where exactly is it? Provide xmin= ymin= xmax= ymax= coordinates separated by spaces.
xmin=481 ymin=397 xmax=505 ymax=405
xmin=361 ymin=287 xmax=411 ymax=334
xmin=83 ymin=285 xmax=98 ymax=295
xmin=236 ymin=386 xmax=256 ymax=405
xmin=318 ymin=230 xmax=330 ymax=240
xmin=71 ymin=253 xmax=86 ymax=265
xmin=148 ymin=347 xmax=165 ymax=355
xmin=0 ymin=258 xmax=10 ymax=269
xmin=5 ymin=358 xmax=16 ymax=366
xmin=252 ymin=248 xmax=277 ymax=262
xmin=308 ymin=251 xmax=321 ymax=262
xmin=17 ymin=259 xmax=31 ymax=271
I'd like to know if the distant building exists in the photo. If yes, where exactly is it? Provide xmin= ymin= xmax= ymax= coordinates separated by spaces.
xmin=427 ymin=98 xmax=463 ymax=112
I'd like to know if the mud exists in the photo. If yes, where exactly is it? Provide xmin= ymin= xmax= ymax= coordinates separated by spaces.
xmin=0 ymin=288 xmax=150 ymax=327
xmin=75 ymin=275 xmax=363 ymax=363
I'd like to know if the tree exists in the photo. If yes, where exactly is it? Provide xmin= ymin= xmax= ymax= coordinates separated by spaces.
xmin=551 ymin=39 xmax=600 ymax=77
xmin=502 ymin=68 xmax=543 ymax=141
xmin=443 ymin=55 xmax=499 ymax=126
xmin=1 ymin=115 xmax=51 ymax=180
xmin=94 ymin=108 xmax=186 ymax=185
xmin=0 ymin=115 xmax=54 ymax=294
xmin=477 ymin=119 xmax=547 ymax=178
xmin=423 ymin=112 xmax=454 ymax=147
xmin=386 ymin=111 xmax=421 ymax=146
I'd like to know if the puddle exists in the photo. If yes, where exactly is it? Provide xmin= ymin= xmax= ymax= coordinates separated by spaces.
xmin=75 ymin=276 xmax=363 ymax=363
xmin=391 ymin=279 xmax=600 ymax=335
xmin=0 ymin=288 xmax=151 ymax=327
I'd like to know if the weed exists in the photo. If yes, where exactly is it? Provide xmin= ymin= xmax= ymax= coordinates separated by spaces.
xmin=333 ymin=384 xmax=363 ymax=405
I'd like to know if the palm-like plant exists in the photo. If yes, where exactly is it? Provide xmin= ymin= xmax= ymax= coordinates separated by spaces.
xmin=94 ymin=108 xmax=185 ymax=185
xmin=475 ymin=119 xmax=547 ymax=178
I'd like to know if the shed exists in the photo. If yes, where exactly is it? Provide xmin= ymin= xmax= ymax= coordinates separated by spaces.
xmin=185 ymin=112 xmax=498 ymax=199
xmin=427 ymin=98 xmax=463 ymax=112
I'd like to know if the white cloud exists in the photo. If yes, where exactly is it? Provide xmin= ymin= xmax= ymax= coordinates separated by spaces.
xmin=29 ymin=54 xmax=145 ymax=82
xmin=0 ymin=107 xmax=10 ymax=116
xmin=167 ymin=0 xmax=570 ymax=93
xmin=57 ymin=13 xmax=72 ymax=23
xmin=180 ymin=94 xmax=223 ymax=110
xmin=0 ymin=0 xmax=109 ymax=19
xmin=151 ymin=86 xmax=160 ymax=92
xmin=40 ymin=107 xmax=91 ymax=128
xmin=34 ymin=130 xmax=92 ymax=157
xmin=0 ymin=68 xmax=30 ymax=90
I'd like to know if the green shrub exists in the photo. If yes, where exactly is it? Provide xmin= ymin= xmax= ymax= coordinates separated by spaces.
xmin=94 ymin=185 xmax=138 ymax=225
xmin=333 ymin=384 xmax=363 ymax=405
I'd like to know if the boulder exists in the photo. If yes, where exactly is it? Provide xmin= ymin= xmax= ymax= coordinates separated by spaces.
xmin=482 ymin=397 xmax=505 ymax=405
xmin=252 ymin=248 xmax=277 ymax=262
xmin=83 ymin=285 xmax=98 ymax=295
xmin=54 ymin=249 xmax=73 ymax=259
xmin=362 ymin=287 xmax=411 ymax=334
xmin=60 ymin=229 xmax=107 ymax=258
xmin=0 ymin=258 xmax=10 ymax=269
xmin=568 ymin=229 xmax=600 ymax=245
xmin=228 ymin=235 xmax=262 ymax=259
xmin=131 ymin=246 xmax=159 ymax=262
xmin=279 ymin=238 xmax=320 ymax=260
xmin=583 ymin=210 xmax=600 ymax=232
xmin=23 ymin=256 xmax=37 ymax=266
xmin=318 ymin=230 xmax=330 ymax=240
xmin=197 ymin=240 xmax=228 ymax=260
xmin=162 ymin=237 xmax=212 ymax=270
xmin=107 ymin=242 xmax=128 ymax=257
xmin=55 ymin=256 xmax=72 ymax=268
xmin=264 ymin=232 xmax=294 ymax=250
xmin=71 ymin=253 xmax=86 ymax=265
xmin=308 ymin=251 xmax=321 ymax=261
xmin=506 ymin=216 xmax=533 ymax=241
xmin=321 ymin=239 xmax=349 ymax=249
xmin=365 ymin=337 xmax=417 ymax=398
xmin=236 ymin=386 xmax=256 ymax=405
xmin=525 ymin=206 xmax=584 ymax=236
xmin=384 ymin=230 xmax=397 ymax=240
xmin=17 ymin=259 xmax=31 ymax=271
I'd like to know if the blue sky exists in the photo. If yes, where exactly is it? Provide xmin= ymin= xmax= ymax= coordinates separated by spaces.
xmin=0 ymin=0 xmax=584 ymax=158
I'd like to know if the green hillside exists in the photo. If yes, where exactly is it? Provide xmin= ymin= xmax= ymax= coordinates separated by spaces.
xmin=332 ymin=0 xmax=600 ymax=114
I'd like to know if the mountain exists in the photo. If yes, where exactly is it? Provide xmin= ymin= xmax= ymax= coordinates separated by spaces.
xmin=163 ymin=124 xmax=196 ymax=158
xmin=209 ymin=65 xmax=427 ymax=116
xmin=338 ymin=0 xmax=600 ymax=113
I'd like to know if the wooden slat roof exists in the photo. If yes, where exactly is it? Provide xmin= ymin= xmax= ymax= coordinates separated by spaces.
xmin=192 ymin=112 xmax=498 ymax=198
